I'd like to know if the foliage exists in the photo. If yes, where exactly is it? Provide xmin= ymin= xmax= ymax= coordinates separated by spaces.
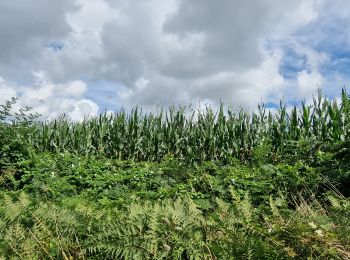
xmin=0 ymin=190 xmax=349 ymax=259
xmin=1 ymin=89 xmax=350 ymax=258
xmin=25 ymin=89 xmax=350 ymax=164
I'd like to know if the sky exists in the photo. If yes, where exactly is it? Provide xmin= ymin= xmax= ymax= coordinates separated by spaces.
xmin=0 ymin=0 xmax=350 ymax=120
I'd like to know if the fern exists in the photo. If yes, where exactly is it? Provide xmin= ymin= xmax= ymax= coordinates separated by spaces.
xmin=1 ymin=189 xmax=349 ymax=259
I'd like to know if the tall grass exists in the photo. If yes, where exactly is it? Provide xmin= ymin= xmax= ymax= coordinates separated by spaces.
xmin=23 ymin=89 xmax=350 ymax=163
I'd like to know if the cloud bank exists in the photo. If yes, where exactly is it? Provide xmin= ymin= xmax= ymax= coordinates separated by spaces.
xmin=0 ymin=0 xmax=349 ymax=119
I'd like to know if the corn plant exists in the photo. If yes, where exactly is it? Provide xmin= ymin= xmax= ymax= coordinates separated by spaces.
xmin=2 ymin=88 xmax=341 ymax=163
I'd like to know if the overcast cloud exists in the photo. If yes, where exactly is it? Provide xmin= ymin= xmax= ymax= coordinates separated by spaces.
xmin=0 ymin=0 xmax=349 ymax=119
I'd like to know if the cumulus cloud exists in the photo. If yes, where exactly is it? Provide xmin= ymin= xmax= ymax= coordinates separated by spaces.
xmin=93 ymin=0 xmax=320 ymax=107
xmin=0 ymin=1 xmax=75 ymax=80
xmin=119 ymin=0 xmax=335 ymax=106
xmin=0 ymin=73 xmax=98 ymax=121
xmin=0 ymin=0 xmax=348 ymax=117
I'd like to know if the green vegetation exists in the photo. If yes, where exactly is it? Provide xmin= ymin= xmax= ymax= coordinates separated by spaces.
xmin=32 ymin=89 xmax=350 ymax=164
xmin=1 ymin=90 xmax=350 ymax=259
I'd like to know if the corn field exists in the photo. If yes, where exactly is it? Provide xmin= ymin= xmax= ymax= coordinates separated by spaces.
xmin=30 ymin=89 xmax=350 ymax=163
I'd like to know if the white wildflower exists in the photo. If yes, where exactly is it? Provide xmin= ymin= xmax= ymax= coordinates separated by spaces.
xmin=308 ymin=222 xmax=317 ymax=229
xmin=315 ymin=229 xmax=323 ymax=237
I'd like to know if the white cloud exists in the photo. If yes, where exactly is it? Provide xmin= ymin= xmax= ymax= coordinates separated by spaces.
xmin=67 ymin=0 xmax=113 ymax=41
xmin=0 ymin=73 xmax=98 ymax=121
xmin=0 ymin=0 xmax=348 ymax=116
xmin=297 ymin=70 xmax=323 ymax=97
xmin=183 ymin=49 xmax=285 ymax=109
xmin=92 ymin=0 xmax=321 ymax=108
xmin=281 ymin=41 xmax=329 ymax=100
xmin=0 ymin=76 xmax=17 ymax=104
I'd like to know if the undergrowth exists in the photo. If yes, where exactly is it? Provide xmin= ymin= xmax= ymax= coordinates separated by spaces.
xmin=1 ymin=90 xmax=350 ymax=259
xmin=1 ymin=189 xmax=349 ymax=259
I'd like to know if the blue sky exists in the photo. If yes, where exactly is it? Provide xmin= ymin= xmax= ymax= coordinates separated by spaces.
xmin=0 ymin=0 xmax=349 ymax=120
